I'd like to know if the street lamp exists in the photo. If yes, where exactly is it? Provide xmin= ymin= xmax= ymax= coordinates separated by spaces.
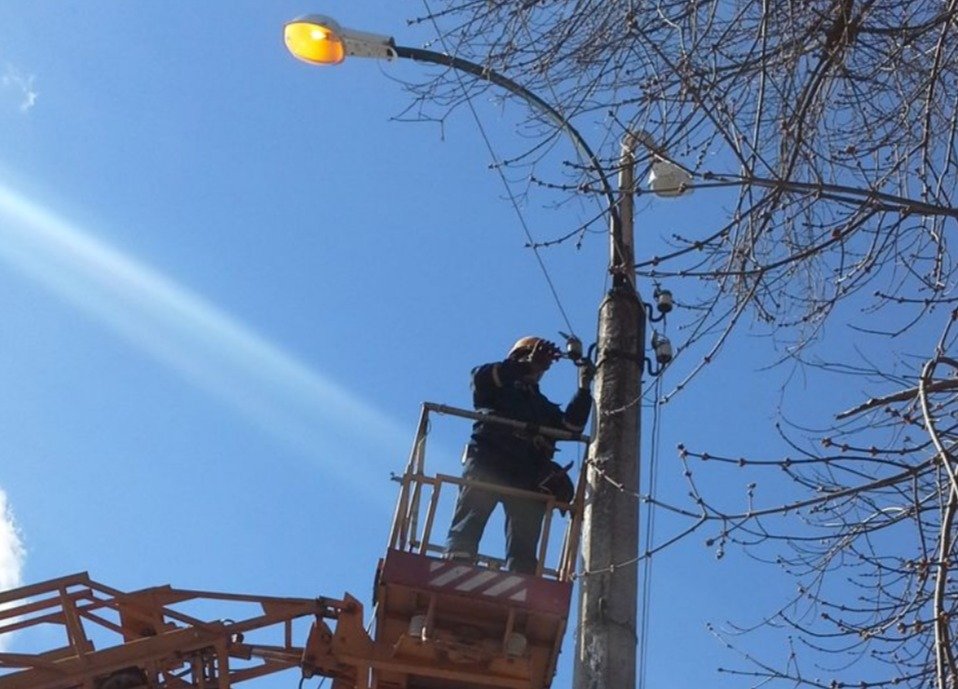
xmin=283 ymin=13 xmax=694 ymax=277
xmin=284 ymin=14 xmax=627 ymax=237
xmin=283 ymin=15 xmax=690 ymax=689
xmin=284 ymin=15 xmax=396 ymax=64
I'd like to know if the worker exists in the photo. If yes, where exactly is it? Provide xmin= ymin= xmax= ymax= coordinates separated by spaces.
xmin=444 ymin=336 xmax=594 ymax=574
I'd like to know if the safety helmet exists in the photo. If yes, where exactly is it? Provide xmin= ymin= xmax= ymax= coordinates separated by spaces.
xmin=507 ymin=336 xmax=544 ymax=360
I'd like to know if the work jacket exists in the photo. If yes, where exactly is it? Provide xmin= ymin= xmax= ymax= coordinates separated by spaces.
xmin=466 ymin=359 xmax=592 ymax=488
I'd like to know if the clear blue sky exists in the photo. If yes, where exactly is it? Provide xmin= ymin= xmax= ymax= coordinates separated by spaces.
xmin=0 ymin=3 xmax=929 ymax=689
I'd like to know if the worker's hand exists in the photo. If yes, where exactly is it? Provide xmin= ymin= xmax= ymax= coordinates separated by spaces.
xmin=529 ymin=339 xmax=562 ymax=371
xmin=577 ymin=359 xmax=596 ymax=389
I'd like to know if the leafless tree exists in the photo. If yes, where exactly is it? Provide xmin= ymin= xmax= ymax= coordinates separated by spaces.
xmin=665 ymin=314 xmax=958 ymax=689
xmin=405 ymin=2 xmax=958 ymax=688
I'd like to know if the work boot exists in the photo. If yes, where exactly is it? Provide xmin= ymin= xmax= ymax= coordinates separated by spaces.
xmin=442 ymin=551 xmax=476 ymax=565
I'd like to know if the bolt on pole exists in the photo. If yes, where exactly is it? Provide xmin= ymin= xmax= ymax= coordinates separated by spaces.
xmin=573 ymin=134 xmax=645 ymax=689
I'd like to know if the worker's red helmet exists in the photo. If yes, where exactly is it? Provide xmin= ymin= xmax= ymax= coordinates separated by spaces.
xmin=507 ymin=336 xmax=545 ymax=360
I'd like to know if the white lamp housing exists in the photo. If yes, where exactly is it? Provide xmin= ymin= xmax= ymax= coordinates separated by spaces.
xmin=648 ymin=159 xmax=693 ymax=198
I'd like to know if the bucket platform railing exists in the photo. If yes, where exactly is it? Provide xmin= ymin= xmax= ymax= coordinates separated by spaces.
xmin=387 ymin=402 xmax=590 ymax=581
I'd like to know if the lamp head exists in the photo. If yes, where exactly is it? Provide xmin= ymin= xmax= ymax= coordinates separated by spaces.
xmin=284 ymin=14 xmax=396 ymax=65
xmin=648 ymin=159 xmax=693 ymax=198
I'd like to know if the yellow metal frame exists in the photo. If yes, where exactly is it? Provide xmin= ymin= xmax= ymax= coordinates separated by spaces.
xmin=0 ymin=572 xmax=365 ymax=689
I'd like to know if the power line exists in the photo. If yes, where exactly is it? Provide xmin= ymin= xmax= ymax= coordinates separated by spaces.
xmin=638 ymin=375 xmax=664 ymax=689
xmin=419 ymin=0 xmax=576 ymax=336
xmin=513 ymin=12 xmax=616 ymax=313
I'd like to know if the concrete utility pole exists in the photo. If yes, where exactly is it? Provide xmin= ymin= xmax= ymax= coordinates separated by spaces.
xmin=573 ymin=134 xmax=645 ymax=689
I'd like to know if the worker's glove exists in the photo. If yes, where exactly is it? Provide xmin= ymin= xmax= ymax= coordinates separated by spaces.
xmin=577 ymin=359 xmax=596 ymax=389
xmin=529 ymin=339 xmax=562 ymax=371
xmin=538 ymin=461 xmax=575 ymax=514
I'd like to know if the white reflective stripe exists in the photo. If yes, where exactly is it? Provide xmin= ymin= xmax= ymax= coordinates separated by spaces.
xmin=429 ymin=562 xmax=444 ymax=572
xmin=453 ymin=571 xmax=499 ymax=592
xmin=429 ymin=565 xmax=473 ymax=587
xmin=508 ymin=589 xmax=528 ymax=602
xmin=491 ymin=363 xmax=503 ymax=387
xmin=482 ymin=575 xmax=524 ymax=597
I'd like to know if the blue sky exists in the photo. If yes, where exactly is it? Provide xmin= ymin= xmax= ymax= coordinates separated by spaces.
xmin=0 ymin=3 xmax=935 ymax=689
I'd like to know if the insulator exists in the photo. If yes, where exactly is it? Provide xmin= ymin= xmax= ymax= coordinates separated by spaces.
xmin=651 ymin=332 xmax=673 ymax=365
xmin=654 ymin=288 xmax=673 ymax=314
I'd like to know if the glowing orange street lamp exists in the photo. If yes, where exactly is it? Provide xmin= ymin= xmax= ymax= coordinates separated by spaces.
xmin=283 ymin=15 xmax=397 ymax=65
xmin=283 ymin=14 xmax=691 ymax=199
xmin=283 ymin=13 xmax=627 ymax=220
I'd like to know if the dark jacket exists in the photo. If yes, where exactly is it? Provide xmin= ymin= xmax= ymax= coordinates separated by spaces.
xmin=466 ymin=359 xmax=592 ymax=487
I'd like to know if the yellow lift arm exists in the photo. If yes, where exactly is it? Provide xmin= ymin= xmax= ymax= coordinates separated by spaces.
xmin=0 ymin=571 xmax=371 ymax=689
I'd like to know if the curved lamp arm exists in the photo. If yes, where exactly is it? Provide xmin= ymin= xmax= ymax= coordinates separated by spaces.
xmin=392 ymin=46 xmax=620 ymax=234
xmin=284 ymin=15 xmax=620 ymax=235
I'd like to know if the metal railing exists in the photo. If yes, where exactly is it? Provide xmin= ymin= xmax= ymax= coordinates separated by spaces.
xmin=386 ymin=402 xmax=591 ymax=582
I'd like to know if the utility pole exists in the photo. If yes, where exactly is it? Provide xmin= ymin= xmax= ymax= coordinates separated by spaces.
xmin=573 ymin=134 xmax=645 ymax=689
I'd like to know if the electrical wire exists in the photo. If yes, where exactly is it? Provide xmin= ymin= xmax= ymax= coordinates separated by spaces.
xmin=419 ymin=0 xmax=577 ymax=336
xmin=512 ymin=11 xmax=618 ymax=330
xmin=637 ymin=375 xmax=664 ymax=689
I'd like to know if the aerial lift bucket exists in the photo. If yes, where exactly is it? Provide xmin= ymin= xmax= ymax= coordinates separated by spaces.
xmin=367 ymin=403 xmax=589 ymax=689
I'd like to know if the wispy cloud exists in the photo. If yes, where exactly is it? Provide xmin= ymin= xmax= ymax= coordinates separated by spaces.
xmin=0 ymin=182 xmax=408 ymax=488
xmin=0 ymin=488 xmax=25 ymax=651
xmin=0 ymin=489 xmax=24 ymax=592
xmin=1 ymin=64 xmax=37 ymax=113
